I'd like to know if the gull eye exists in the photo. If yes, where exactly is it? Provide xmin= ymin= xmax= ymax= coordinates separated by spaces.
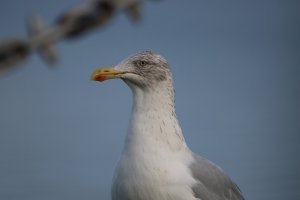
xmin=138 ymin=60 xmax=147 ymax=67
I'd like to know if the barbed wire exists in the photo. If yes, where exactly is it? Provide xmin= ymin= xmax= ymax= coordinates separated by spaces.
xmin=0 ymin=0 xmax=151 ymax=74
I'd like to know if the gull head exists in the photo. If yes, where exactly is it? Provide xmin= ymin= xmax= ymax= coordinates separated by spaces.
xmin=91 ymin=51 xmax=173 ymax=90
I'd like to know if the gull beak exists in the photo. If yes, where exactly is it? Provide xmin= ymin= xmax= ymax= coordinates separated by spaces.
xmin=91 ymin=66 xmax=128 ymax=82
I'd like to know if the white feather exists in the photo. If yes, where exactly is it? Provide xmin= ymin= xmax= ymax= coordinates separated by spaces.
xmin=111 ymin=83 xmax=198 ymax=200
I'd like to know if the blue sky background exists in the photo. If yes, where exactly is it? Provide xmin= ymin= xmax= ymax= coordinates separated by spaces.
xmin=0 ymin=0 xmax=299 ymax=199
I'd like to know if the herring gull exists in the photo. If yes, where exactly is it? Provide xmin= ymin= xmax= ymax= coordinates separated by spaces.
xmin=91 ymin=51 xmax=244 ymax=200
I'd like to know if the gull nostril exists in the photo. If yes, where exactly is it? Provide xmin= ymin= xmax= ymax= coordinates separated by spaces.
xmin=104 ymin=70 xmax=110 ymax=72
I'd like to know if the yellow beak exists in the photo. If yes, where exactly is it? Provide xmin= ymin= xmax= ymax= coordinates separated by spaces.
xmin=91 ymin=67 xmax=128 ymax=82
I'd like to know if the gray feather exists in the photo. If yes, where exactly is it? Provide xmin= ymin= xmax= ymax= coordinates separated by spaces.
xmin=190 ymin=153 xmax=244 ymax=200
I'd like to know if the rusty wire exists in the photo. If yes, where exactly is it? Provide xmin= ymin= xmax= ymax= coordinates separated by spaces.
xmin=0 ymin=0 xmax=147 ymax=74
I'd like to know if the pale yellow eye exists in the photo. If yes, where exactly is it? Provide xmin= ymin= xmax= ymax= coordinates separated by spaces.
xmin=139 ymin=60 xmax=147 ymax=66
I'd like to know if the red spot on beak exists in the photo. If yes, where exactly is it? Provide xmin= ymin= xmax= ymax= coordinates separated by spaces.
xmin=95 ymin=75 xmax=107 ymax=82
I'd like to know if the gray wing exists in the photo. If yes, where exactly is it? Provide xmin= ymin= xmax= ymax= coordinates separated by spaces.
xmin=189 ymin=153 xmax=244 ymax=200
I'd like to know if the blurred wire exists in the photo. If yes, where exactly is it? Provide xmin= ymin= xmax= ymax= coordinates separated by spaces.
xmin=0 ymin=0 xmax=149 ymax=74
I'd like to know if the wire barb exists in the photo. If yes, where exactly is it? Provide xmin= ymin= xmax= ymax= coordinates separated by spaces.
xmin=0 ymin=0 xmax=145 ymax=74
